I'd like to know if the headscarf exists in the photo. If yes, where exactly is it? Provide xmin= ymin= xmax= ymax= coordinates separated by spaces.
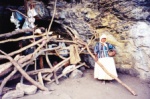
xmin=99 ymin=34 xmax=107 ymax=47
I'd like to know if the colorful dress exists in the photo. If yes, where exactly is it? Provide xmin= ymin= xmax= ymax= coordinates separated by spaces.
xmin=94 ymin=42 xmax=118 ymax=80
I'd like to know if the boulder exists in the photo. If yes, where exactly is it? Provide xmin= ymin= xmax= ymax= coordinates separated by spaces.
xmin=2 ymin=90 xmax=24 ymax=99
xmin=16 ymin=83 xmax=37 ymax=95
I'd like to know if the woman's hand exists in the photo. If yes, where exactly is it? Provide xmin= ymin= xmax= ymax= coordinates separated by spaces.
xmin=94 ymin=54 xmax=98 ymax=62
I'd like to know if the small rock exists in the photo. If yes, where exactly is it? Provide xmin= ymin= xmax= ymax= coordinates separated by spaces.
xmin=16 ymin=83 xmax=37 ymax=95
xmin=69 ymin=69 xmax=83 ymax=79
xmin=2 ymin=90 xmax=24 ymax=99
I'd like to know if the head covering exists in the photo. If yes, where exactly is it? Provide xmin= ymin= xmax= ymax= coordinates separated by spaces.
xmin=99 ymin=34 xmax=107 ymax=46
xmin=100 ymin=34 xmax=107 ymax=42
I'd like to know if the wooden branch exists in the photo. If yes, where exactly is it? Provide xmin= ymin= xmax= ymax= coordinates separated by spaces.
xmin=5 ymin=58 xmax=70 ymax=83
xmin=33 ymin=46 xmax=60 ymax=59
xmin=0 ymin=54 xmax=32 ymax=77
xmin=8 ymin=37 xmax=46 ymax=57
xmin=1 ymin=68 xmax=54 ymax=83
xmin=0 ymin=28 xmax=33 ymax=38
xmin=55 ymin=49 xmax=67 ymax=60
xmin=38 ymin=72 xmax=44 ymax=86
xmin=45 ymin=43 xmax=59 ymax=84
xmin=0 ymin=60 xmax=33 ymax=95
xmin=7 ymin=8 xmax=28 ymax=18
xmin=47 ymin=0 xmax=57 ymax=32
xmin=63 ymin=26 xmax=75 ymax=40
xmin=0 ymin=69 xmax=16 ymax=95
xmin=53 ymin=39 xmax=77 ymax=44
xmin=0 ymin=50 xmax=48 ymax=92
xmin=32 ymin=38 xmax=48 ymax=56
xmin=65 ymin=26 xmax=80 ymax=39
xmin=0 ymin=32 xmax=53 ymax=44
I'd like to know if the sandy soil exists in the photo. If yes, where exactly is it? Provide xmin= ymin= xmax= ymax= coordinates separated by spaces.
xmin=17 ymin=69 xmax=150 ymax=99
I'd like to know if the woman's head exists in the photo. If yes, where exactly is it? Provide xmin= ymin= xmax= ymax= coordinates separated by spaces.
xmin=99 ymin=34 xmax=107 ymax=43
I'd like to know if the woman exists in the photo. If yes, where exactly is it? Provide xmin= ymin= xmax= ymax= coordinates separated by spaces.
xmin=94 ymin=34 xmax=118 ymax=83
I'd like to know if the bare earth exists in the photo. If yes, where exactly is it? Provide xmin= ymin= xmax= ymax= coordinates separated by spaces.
xmin=19 ymin=69 xmax=150 ymax=99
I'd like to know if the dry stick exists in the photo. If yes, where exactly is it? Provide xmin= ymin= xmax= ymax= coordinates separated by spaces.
xmin=0 ymin=68 xmax=53 ymax=84
xmin=0 ymin=28 xmax=33 ymax=38
xmin=33 ymin=47 xmax=60 ymax=59
xmin=45 ymin=51 xmax=60 ymax=85
xmin=0 ymin=50 xmax=48 ymax=91
xmin=49 ymin=63 xmax=85 ymax=84
xmin=27 ymin=58 xmax=70 ymax=80
xmin=57 ymin=21 xmax=79 ymax=40
xmin=47 ymin=0 xmax=57 ymax=33
xmin=65 ymin=26 xmax=80 ymax=39
xmin=32 ymin=37 xmax=51 ymax=82
xmin=0 ymin=54 xmax=32 ymax=77
xmin=20 ymin=61 xmax=34 ymax=83
xmin=55 ymin=49 xmax=67 ymax=60
xmin=0 ymin=60 xmax=33 ymax=95
xmin=0 ymin=37 xmax=47 ymax=58
xmin=8 ymin=57 xmax=66 ymax=82
xmin=0 ymin=32 xmax=53 ymax=44
xmin=45 ymin=52 xmax=59 ymax=84
xmin=63 ymin=26 xmax=75 ymax=40
xmin=45 ymin=47 xmax=59 ymax=84
xmin=0 ymin=69 xmax=16 ymax=95
xmin=85 ymin=44 xmax=137 ymax=96
xmin=53 ymin=39 xmax=77 ymax=44
xmin=44 ymin=44 xmax=53 ymax=70
xmin=7 ymin=8 xmax=28 ymax=18
xmin=46 ymin=0 xmax=59 ymax=85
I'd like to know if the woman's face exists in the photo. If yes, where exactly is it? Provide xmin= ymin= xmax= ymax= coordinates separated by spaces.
xmin=101 ymin=38 xmax=106 ymax=43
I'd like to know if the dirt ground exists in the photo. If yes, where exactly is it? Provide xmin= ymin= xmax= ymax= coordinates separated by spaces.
xmin=17 ymin=69 xmax=150 ymax=99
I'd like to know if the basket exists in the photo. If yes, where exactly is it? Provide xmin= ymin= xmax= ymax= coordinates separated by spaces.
xmin=108 ymin=50 xmax=116 ymax=57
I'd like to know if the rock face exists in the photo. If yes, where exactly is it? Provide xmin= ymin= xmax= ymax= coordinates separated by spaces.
xmin=128 ymin=22 xmax=150 ymax=80
xmin=2 ymin=90 xmax=24 ymax=99
xmin=16 ymin=83 xmax=37 ymax=95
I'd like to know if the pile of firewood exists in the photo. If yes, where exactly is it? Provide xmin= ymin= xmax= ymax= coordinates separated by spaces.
xmin=0 ymin=25 xmax=89 ymax=94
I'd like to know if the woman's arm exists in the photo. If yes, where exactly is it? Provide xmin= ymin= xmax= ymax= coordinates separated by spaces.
xmin=94 ymin=43 xmax=99 ymax=61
